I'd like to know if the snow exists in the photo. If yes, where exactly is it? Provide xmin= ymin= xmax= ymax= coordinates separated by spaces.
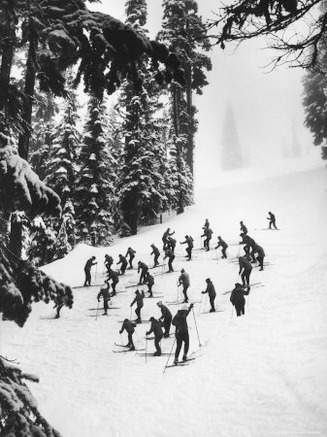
xmin=1 ymin=157 xmax=327 ymax=437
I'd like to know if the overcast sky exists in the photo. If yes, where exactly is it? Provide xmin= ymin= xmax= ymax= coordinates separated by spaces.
xmin=88 ymin=1 xmax=316 ymax=184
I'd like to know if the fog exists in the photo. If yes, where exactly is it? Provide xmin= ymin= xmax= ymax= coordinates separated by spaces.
xmin=88 ymin=1 xmax=317 ymax=186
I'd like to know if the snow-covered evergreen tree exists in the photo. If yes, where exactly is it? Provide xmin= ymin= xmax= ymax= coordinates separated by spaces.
xmin=75 ymin=96 xmax=114 ymax=246
xmin=221 ymin=103 xmax=244 ymax=171
xmin=115 ymin=0 xmax=174 ymax=234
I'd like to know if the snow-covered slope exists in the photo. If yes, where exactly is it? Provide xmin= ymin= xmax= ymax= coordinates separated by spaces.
xmin=1 ymin=159 xmax=327 ymax=437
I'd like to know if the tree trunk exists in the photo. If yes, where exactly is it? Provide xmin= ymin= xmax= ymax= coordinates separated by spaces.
xmin=185 ymin=65 xmax=194 ymax=176
xmin=172 ymin=84 xmax=184 ymax=215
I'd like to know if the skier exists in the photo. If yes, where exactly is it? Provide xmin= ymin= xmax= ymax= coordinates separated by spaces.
xmin=97 ymin=280 xmax=111 ymax=315
xmin=164 ymin=248 xmax=175 ymax=273
xmin=157 ymin=301 xmax=172 ymax=338
xmin=162 ymin=228 xmax=175 ymax=250
xmin=201 ymin=227 xmax=213 ymax=251
xmin=167 ymin=236 xmax=177 ymax=254
xmin=180 ymin=235 xmax=194 ymax=260
xmin=201 ymin=278 xmax=216 ymax=312
xmin=117 ymin=254 xmax=128 ymax=275
xmin=150 ymin=244 xmax=160 ymax=268
xmin=215 ymin=236 xmax=228 ymax=259
xmin=242 ymin=234 xmax=256 ymax=260
xmin=84 ymin=256 xmax=97 ymax=286
xmin=240 ymin=221 xmax=248 ymax=235
xmin=144 ymin=272 xmax=155 ymax=297
xmin=252 ymin=243 xmax=266 ymax=271
xmin=125 ymin=247 xmax=136 ymax=269
xmin=267 ymin=211 xmax=278 ymax=230
xmin=202 ymin=219 xmax=210 ymax=232
xmin=104 ymin=254 xmax=113 ymax=272
xmin=172 ymin=303 xmax=194 ymax=364
xmin=238 ymin=254 xmax=253 ymax=286
xmin=130 ymin=289 xmax=144 ymax=323
xmin=178 ymin=268 xmax=190 ymax=303
xmin=230 ymin=283 xmax=250 ymax=317
xmin=146 ymin=317 xmax=164 ymax=356
xmin=137 ymin=261 xmax=149 ymax=285
xmin=107 ymin=268 xmax=119 ymax=295
xmin=119 ymin=319 xmax=136 ymax=350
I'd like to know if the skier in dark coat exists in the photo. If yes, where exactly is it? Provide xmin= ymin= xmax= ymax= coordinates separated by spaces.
xmin=167 ymin=236 xmax=177 ymax=254
xmin=240 ymin=221 xmax=248 ymax=235
xmin=150 ymin=244 xmax=160 ymax=268
xmin=130 ymin=289 xmax=144 ymax=323
xmin=243 ymin=235 xmax=256 ymax=261
xmin=146 ymin=317 xmax=164 ymax=356
xmin=97 ymin=281 xmax=111 ymax=315
xmin=157 ymin=301 xmax=172 ymax=338
xmin=252 ymin=244 xmax=266 ymax=271
xmin=202 ymin=219 xmax=210 ymax=232
xmin=238 ymin=254 xmax=253 ymax=286
xmin=144 ymin=272 xmax=155 ymax=297
xmin=164 ymin=248 xmax=175 ymax=272
xmin=178 ymin=268 xmax=190 ymax=303
xmin=117 ymin=254 xmax=128 ymax=275
xmin=267 ymin=211 xmax=278 ymax=230
xmin=84 ymin=256 xmax=97 ymax=286
xmin=215 ymin=236 xmax=228 ymax=259
xmin=162 ymin=228 xmax=175 ymax=250
xmin=125 ymin=247 xmax=136 ymax=269
xmin=119 ymin=319 xmax=136 ymax=350
xmin=53 ymin=292 xmax=72 ymax=319
xmin=201 ymin=227 xmax=213 ymax=251
xmin=230 ymin=283 xmax=250 ymax=317
xmin=201 ymin=278 xmax=216 ymax=312
xmin=172 ymin=303 xmax=194 ymax=364
xmin=137 ymin=261 xmax=149 ymax=285
xmin=104 ymin=254 xmax=113 ymax=272
xmin=180 ymin=235 xmax=194 ymax=260
xmin=107 ymin=268 xmax=119 ymax=295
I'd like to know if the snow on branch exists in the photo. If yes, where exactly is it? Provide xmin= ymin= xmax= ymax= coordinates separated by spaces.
xmin=0 ymin=146 xmax=61 ymax=217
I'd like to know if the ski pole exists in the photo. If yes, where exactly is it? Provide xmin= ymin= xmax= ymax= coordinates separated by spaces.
xmin=145 ymin=335 xmax=148 ymax=364
xmin=163 ymin=337 xmax=176 ymax=374
xmin=191 ymin=307 xmax=201 ymax=347
xmin=95 ymin=300 xmax=100 ymax=321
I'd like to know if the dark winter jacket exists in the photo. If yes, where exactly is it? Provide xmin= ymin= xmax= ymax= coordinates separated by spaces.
xmin=172 ymin=307 xmax=192 ymax=335
xmin=85 ymin=257 xmax=96 ymax=271
xmin=150 ymin=245 xmax=160 ymax=256
xmin=240 ymin=222 xmax=248 ymax=234
xmin=181 ymin=236 xmax=194 ymax=248
xmin=97 ymin=285 xmax=111 ymax=302
xmin=145 ymin=274 xmax=154 ymax=286
xmin=131 ymin=292 xmax=144 ymax=308
xmin=162 ymin=229 xmax=174 ymax=243
xmin=238 ymin=256 xmax=253 ymax=273
xmin=167 ymin=237 xmax=176 ymax=248
xmin=138 ymin=262 xmax=149 ymax=274
xmin=125 ymin=248 xmax=136 ymax=258
xmin=107 ymin=269 xmax=119 ymax=283
xmin=179 ymin=272 xmax=190 ymax=287
xmin=159 ymin=304 xmax=172 ymax=321
xmin=253 ymin=244 xmax=265 ymax=257
xmin=120 ymin=320 xmax=136 ymax=334
xmin=164 ymin=249 xmax=174 ymax=260
xmin=230 ymin=285 xmax=249 ymax=306
xmin=201 ymin=228 xmax=213 ymax=239
xmin=117 ymin=255 xmax=128 ymax=268
xmin=216 ymin=237 xmax=228 ymax=249
xmin=203 ymin=280 xmax=216 ymax=298
xmin=104 ymin=255 xmax=113 ymax=267
xmin=147 ymin=319 xmax=163 ymax=338
xmin=243 ymin=235 xmax=256 ymax=248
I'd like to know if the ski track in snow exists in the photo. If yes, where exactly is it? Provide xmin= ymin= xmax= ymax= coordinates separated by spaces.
xmin=1 ymin=160 xmax=327 ymax=437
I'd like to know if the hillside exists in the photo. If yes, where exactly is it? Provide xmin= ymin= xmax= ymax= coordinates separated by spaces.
xmin=1 ymin=160 xmax=327 ymax=437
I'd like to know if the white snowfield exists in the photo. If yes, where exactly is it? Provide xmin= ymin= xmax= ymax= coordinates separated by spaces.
xmin=1 ymin=157 xmax=327 ymax=437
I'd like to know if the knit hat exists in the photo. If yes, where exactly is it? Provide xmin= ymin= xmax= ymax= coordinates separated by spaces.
xmin=181 ymin=268 xmax=185 ymax=273
xmin=235 ymin=283 xmax=242 ymax=287
xmin=157 ymin=301 xmax=162 ymax=306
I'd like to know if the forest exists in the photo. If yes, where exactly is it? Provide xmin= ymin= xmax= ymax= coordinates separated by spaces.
xmin=0 ymin=0 xmax=326 ymax=435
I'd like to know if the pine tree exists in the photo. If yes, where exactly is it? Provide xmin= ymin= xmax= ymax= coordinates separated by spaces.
xmin=158 ymin=0 xmax=212 ymax=175
xmin=116 ymin=0 xmax=172 ymax=234
xmin=221 ymin=103 xmax=244 ymax=171
xmin=75 ymin=96 xmax=114 ymax=246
